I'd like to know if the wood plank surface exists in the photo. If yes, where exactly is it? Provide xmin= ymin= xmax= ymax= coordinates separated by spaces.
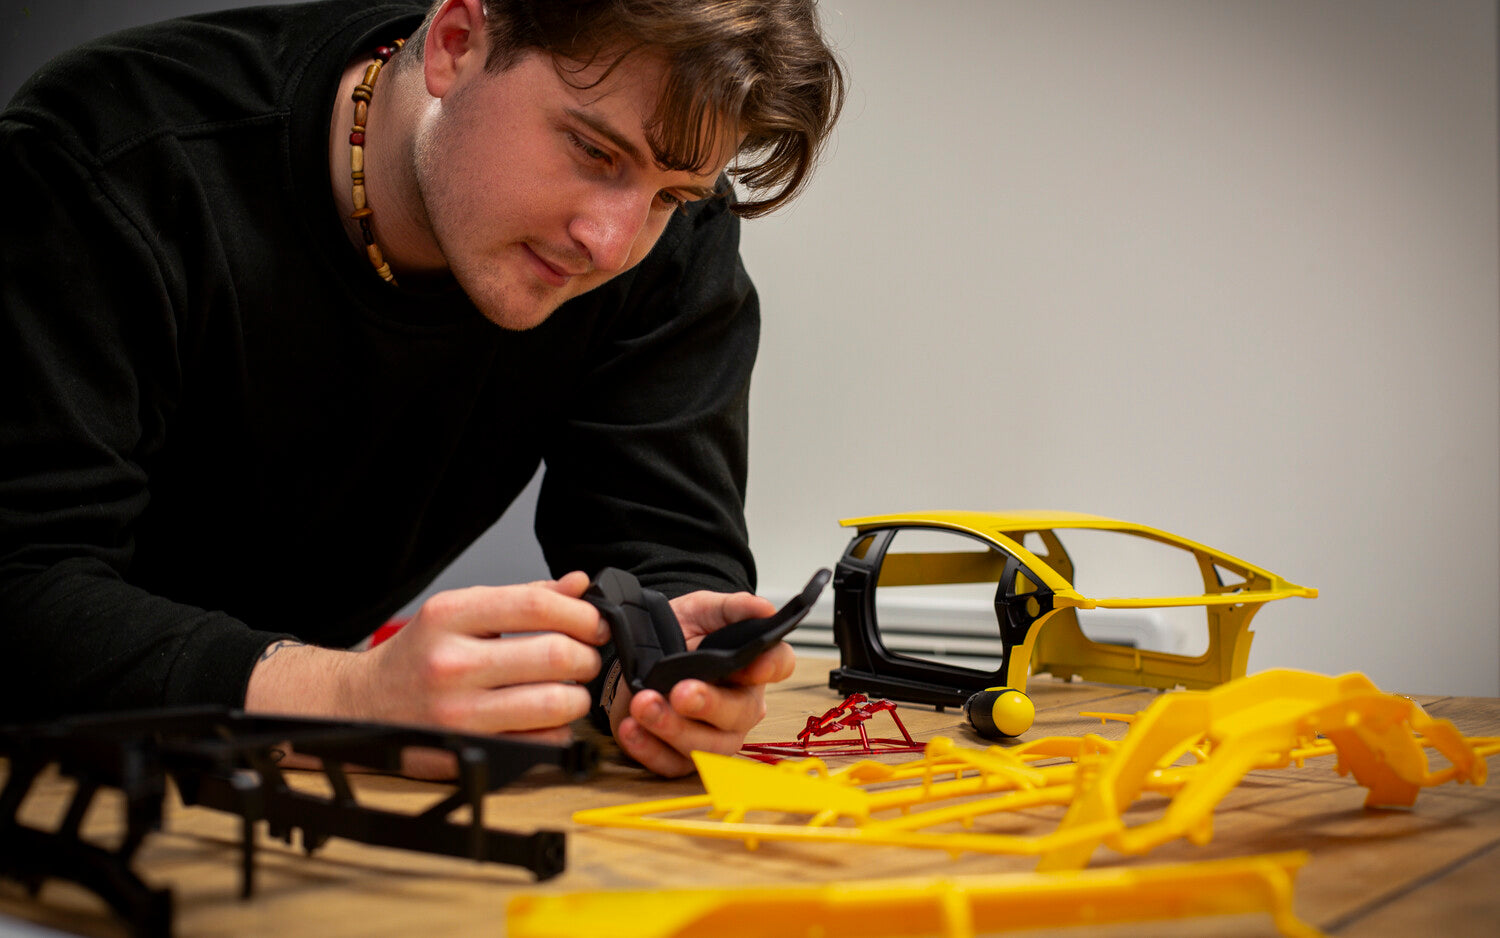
xmin=2 ymin=656 xmax=1497 ymax=937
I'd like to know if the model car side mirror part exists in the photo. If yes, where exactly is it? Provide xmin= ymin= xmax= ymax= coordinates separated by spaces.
xmin=585 ymin=567 xmax=832 ymax=696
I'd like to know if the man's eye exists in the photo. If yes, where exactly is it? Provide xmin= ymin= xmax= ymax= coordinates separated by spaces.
xmin=655 ymin=191 xmax=686 ymax=212
xmin=569 ymin=133 xmax=609 ymax=163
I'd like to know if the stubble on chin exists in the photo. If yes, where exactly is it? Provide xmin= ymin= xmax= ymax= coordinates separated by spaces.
xmin=455 ymin=265 xmax=569 ymax=332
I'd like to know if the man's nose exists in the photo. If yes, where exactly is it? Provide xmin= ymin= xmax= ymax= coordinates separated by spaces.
xmin=570 ymin=188 xmax=651 ymax=274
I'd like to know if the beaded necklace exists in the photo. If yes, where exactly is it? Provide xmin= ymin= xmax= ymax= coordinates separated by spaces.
xmin=348 ymin=39 xmax=404 ymax=285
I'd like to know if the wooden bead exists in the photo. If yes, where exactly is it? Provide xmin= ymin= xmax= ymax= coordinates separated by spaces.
xmin=350 ymin=39 xmax=404 ymax=287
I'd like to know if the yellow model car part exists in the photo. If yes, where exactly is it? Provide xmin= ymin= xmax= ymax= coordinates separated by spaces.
xmin=829 ymin=511 xmax=1318 ymax=725
xmin=508 ymin=852 xmax=1322 ymax=938
xmin=1035 ymin=668 xmax=1487 ymax=870
xmin=573 ymin=670 xmax=1494 ymax=868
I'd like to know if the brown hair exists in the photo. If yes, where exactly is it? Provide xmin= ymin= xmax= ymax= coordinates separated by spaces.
xmin=412 ymin=0 xmax=845 ymax=217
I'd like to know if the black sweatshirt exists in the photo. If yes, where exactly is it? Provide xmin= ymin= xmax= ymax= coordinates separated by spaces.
xmin=0 ymin=1 xmax=759 ymax=721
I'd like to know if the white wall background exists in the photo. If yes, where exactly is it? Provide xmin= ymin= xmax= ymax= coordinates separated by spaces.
xmin=740 ymin=0 xmax=1500 ymax=697
xmin=7 ymin=1 xmax=1496 ymax=696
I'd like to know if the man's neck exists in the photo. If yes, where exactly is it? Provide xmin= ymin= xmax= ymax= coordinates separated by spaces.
xmin=327 ymin=51 xmax=446 ymax=281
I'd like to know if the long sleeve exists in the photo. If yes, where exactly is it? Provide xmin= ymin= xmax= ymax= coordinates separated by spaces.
xmin=536 ymin=193 xmax=760 ymax=599
xmin=0 ymin=119 xmax=288 ymax=721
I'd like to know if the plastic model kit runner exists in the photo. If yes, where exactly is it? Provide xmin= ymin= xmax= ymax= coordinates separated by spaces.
xmin=573 ymin=670 xmax=1495 ymax=868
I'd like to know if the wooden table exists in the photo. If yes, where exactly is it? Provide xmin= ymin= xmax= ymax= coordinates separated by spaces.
xmin=2 ymin=656 xmax=1497 ymax=937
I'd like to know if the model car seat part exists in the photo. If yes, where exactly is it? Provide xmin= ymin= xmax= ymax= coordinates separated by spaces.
xmin=585 ymin=567 xmax=830 ymax=695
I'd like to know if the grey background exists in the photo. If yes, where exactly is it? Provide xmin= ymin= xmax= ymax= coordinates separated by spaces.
xmin=737 ymin=0 xmax=1499 ymax=697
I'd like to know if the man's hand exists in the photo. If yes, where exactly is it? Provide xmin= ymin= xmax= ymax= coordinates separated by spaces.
xmin=245 ymin=572 xmax=609 ymax=774
xmin=604 ymin=589 xmax=797 ymax=777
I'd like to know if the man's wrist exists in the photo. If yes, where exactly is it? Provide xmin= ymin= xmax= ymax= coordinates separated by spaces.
xmin=244 ymin=639 xmax=358 ymax=718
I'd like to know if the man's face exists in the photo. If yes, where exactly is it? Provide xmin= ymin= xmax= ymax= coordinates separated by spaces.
xmin=411 ymin=49 xmax=733 ymax=330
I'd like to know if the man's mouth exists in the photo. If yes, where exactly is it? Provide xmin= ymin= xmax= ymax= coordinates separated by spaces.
xmin=525 ymin=244 xmax=586 ymax=286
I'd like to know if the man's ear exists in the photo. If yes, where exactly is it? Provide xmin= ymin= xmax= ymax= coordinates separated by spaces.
xmin=422 ymin=0 xmax=488 ymax=99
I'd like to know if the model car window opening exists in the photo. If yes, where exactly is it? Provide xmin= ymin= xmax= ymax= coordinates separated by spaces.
xmin=832 ymin=526 xmax=1039 ymax=711
xmin=868 ymin=525 xmax=1049 ymax=673
xmin=1022 ymin=521 xmax=1291 ymax=689
xmin=1018 ymin=526 xmax=1222 ymax=659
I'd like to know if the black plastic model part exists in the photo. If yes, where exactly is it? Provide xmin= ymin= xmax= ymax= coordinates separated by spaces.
xmin=585 ymin=567 xmax=832 ymax=696
xmin=828 ymin=526 xmax=1053 ymax=710
xmin=0 ymin=708 xmax=598 ymax=938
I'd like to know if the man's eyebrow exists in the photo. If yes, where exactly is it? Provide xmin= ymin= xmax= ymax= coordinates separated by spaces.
xmin=567 ymin=108 xmax=646 ymax=165
xmin=566 ymin=108 xmax=719 ymax=200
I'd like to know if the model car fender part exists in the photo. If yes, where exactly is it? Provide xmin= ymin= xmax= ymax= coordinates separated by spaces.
xmin=828 ymin=510 xmax=1318 ymax=711
xmin=585 ymin=567 xmax=831 ymax=695
xmin=508 ymin=851 xmax=1323 ymax=938
xmin=574 ymin=670 xmax=1493 ymax=872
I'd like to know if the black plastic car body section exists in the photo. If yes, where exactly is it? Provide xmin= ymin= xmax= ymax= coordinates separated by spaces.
xmin=584 ymin=568 xmax=832 ymax=695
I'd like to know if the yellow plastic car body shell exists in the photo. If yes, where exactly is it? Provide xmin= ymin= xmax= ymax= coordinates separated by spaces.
xmin=832 ymin=510 xmax=1318 ymax=705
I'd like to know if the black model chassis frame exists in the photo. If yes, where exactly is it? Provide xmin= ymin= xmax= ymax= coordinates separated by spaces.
xmin=0 ymin=707 xmax=597 ymax=937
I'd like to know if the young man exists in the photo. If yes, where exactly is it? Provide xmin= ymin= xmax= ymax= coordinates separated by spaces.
xmin=0 ymin=0 xmax=843 ymax=778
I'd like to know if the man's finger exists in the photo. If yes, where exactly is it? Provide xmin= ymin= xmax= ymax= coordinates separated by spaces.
xmin=674 ymin=590 xmax=776 ymax=641
xmin=525 ymin=570 xmax=591 ymax=597
xmin=495 ymin=725 xmax=575 ymax=747
xmin=727 ymin=641 xmax=797 ymax=686
xmin=666 ymin=679 xmax=765 ymax=737
xmin=630 ymin=688 xmax=747 ymax=760
xmin=418 ymin=582 xmax=608 ymax=644
xmin=469 ymin=632 xmax=602 ymax=688
xmin=616 ymin=715 xmax=696 ymax=778
xmin=459 ymin=682 xmax=593 ymax=734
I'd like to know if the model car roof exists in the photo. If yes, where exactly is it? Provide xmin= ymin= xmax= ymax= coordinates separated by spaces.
xmin=844 ymin=509 xmax=1148 ymax=532
xmin=839 ymin=510 xmax=1317 ymax=606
